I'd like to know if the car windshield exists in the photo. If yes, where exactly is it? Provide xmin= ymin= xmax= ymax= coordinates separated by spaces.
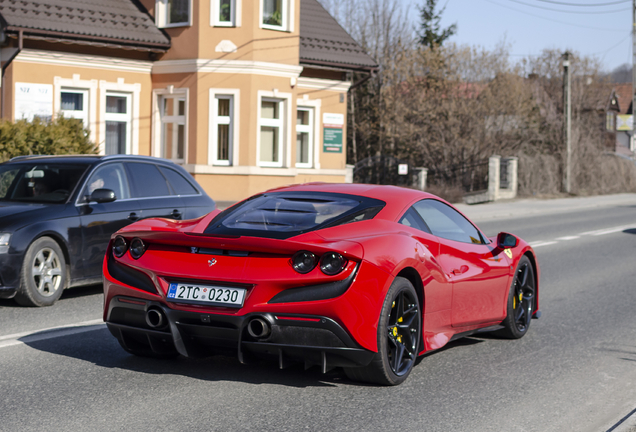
xmin=205 ymin=192 xmax=385 ymax=239
xmin=0 ymin=162 xmax=89 ymax=203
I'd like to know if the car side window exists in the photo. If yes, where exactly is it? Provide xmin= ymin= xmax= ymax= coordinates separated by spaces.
xmin=399 ymin=207 xmax=431 ymax=234
xmin=158 ymin=166 xmax=198 ymax=196
xmin=125 ymin=163 xmax=171 ymax=198
xmin=84 ymin=163 xmax=130 ymax=200
xmin=412 ymin=199 xmax=485 ymax=244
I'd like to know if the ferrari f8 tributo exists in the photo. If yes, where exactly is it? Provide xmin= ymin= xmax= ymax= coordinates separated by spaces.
xmin=103 ymin=183 xmax=540 ymax=385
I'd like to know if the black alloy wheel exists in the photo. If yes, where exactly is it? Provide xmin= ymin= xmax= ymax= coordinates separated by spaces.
xmin=386 ymin=288 xmax=420 ymax=376
xmin=497 ymin=255 xmax=535 ymax=339
xmin=344 ymin=277 xmax=421 ymax=385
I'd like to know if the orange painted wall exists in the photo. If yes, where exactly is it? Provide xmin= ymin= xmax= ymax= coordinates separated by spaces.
xmin=8 ymin=60 xmax=152 ymax=153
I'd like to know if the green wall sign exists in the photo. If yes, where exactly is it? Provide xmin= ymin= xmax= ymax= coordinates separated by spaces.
xmin=323 ymin=127 xmax=343 ymax=153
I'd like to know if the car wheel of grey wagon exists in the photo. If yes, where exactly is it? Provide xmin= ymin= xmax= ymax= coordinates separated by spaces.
xmin=15 ymin=237 xmax=67 ymax=307
xmin=344 ymin=276 xmax=421 ymax=386
xmin=495 ymin=255 xmax=536 ymax=339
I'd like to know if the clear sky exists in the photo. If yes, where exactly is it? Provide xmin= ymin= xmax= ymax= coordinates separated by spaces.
xmin=435 ymin=0 xmax=633 ymax=73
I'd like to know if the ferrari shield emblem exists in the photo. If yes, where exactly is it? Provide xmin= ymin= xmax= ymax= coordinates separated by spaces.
xmin=504 ymin=249 xmax=513 ymax=259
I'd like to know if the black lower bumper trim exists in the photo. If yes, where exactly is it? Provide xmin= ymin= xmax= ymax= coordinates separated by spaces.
xmin=106 ymin=296 xmax=374 ymax=370
xmin=0 ymin=286 xmax=17 ymax=299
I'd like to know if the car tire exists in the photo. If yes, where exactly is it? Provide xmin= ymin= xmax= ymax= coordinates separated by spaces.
xmin=344 ymin=276 xmax=421 ymax=386
xmin=15 ymin=237 xmax=67 ymax=307
xmin=495 ymin=255 xmax=536 ymax=339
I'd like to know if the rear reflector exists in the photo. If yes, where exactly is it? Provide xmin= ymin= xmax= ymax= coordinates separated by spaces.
xmin=275 ymin=316 xmax=321 ymax=322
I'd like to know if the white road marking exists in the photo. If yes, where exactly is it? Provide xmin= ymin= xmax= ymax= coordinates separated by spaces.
xmin=526 ymin=224 xmax=636 ymax=249
xmin=0 ymin=319 xmax=105 ymax=350
xmin=529 ymin=241 xmax=558 ymax=248
xmin=579 ymin=225 xmax=635 ymax=236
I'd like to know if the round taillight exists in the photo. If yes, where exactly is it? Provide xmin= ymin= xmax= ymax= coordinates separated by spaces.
xmin=291 ymin=251 xmax=318 ymax=274
xmin=320 ymin=252 xmax=347 ymax=276
xmin=129 ymin=238 xmax=146 ymax=259
xmin=112 ymin=236 xmax=127 ymax=258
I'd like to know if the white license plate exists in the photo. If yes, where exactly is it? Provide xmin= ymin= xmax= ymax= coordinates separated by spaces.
xmin=167 ymin=282 xmax=246 ymax=307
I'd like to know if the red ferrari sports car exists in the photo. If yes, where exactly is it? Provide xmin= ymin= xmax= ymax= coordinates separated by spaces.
xmin=103 ymin=183 xmax=540 ymax=385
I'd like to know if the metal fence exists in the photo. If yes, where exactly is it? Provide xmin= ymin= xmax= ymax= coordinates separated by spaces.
xmin=353 ymin=155 xmax=421 ymax=188
xmin=500 ymin=158 xmax=509 ymax=189
xmin=426 ymin=159 xmax=490 ymax=193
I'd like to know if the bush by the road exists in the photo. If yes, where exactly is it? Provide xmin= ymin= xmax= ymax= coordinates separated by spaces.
xmin=0 ymin=117 xmax=98 ymax=162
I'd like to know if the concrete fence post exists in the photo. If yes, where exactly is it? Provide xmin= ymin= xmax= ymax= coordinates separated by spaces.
xmin=508 ymin=157 xmax=518 ymax=197
xmin=345 ymin=164 xmax=354 ymax=183
xmin=497 ymin=156 xmax=518 ymax=200
xmin=488 ymin=155 xmax=501 ymax=202
xmin=416 ymin=167 xmax=428 ymax=190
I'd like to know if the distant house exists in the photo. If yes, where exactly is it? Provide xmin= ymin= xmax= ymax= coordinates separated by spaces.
xmin=0 ymin=0 xmax=377 ymax=201
xmin=604 ymin=84 xmax=634 ymax=156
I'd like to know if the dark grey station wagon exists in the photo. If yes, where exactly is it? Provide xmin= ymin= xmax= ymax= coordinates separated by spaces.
xmin=0 ymin=155 xmax=215 ymax=306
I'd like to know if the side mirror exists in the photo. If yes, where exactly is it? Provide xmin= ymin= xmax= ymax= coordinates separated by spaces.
xmin=497 ymin=232 xmax=518 ymax=249
xmin=89 ymin=188 xmax=116 ymax=204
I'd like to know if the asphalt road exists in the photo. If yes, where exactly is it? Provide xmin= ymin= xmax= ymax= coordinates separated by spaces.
xmin=2 ymin=197 xmax=636 ymax=432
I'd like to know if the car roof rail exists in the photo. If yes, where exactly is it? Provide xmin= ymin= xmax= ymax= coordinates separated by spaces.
xmin=8 ymin=155 xmax=31 ymax=162
xmin=101 ymin=154 xmax=175 ymax=164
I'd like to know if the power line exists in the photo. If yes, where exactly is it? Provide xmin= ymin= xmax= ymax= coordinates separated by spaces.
xmin=504 ymin=0 xmax=630 ymax=13
xmin=592 ymin=32 xmax=631 ymax=55
xmin=483 ymin=0 xmax=627 ymax=31
xmin=534 ymin=0 xmax=630 ymax=6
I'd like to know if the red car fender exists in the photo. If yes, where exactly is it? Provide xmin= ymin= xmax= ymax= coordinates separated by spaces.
xmin=491 ymin=236 xmax=540 ymax=317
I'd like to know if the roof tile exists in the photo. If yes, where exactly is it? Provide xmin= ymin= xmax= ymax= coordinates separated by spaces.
xmin=0 ymin=0 xmax=169 ymax=47
xmin=300 ymin=0 xmax=377 ymax=70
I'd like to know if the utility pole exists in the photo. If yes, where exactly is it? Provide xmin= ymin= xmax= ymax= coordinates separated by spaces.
xmin=563 ymin=51 xmax=572 ymax=194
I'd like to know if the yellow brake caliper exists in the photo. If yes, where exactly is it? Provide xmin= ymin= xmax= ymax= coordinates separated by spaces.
xmin=391 ymin=300 xmax=403 ymax=343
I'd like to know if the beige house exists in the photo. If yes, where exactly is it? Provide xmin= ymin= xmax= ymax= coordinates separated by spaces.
xmin=0 ymin=0 xmax=376 ymax=201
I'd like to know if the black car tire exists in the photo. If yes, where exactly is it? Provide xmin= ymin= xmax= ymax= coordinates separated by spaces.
xmin=15 ymin=237 xmax=67 ymax=307
xmin=344 ymin=277 xmax=421 ymax=386
xmin=495 ymin=255 xmax=536 ymax=339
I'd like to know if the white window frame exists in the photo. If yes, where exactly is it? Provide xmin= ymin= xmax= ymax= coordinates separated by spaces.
xmin=152 ymin=87 xmax=189 ymax=163
xmin=156 ymin=0 xmax=193 ymax=28
xmin=161 ymin=96 xmax=187 ymax=163
xmin=99 ymin=79 xmax=141 ymax=155
xmin=296 ymin=98 xmax=321 ymax=170
xmin=104 ymin=92 xmax=132 ymax=155
xmin=60 ymin=89 xmax=89 ymax=125
xmin=209 ymin=89 xmax=240 ymax=166
xmin=211 ymin=0 xmax=241 ymax=27
xmin=295 ymin=107 xmax=313 ymax=168
xmin=54 ymin=75 xmax=98 ymax=141
xmin=257 ymin=91 xmax=291 ymax=168
xmin=259 ymin=0 xmax=293 ymax=32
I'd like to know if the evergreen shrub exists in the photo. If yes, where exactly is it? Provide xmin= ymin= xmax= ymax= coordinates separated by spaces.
xmin=0 ymin=116 xmax=98 ymax=162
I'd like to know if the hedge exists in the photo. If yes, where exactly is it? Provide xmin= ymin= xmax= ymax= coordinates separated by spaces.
xmin=0 ymin=116 xmax=98 ymax=162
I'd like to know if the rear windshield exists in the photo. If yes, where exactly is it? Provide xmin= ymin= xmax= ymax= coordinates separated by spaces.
xmin=204 ymin=192 xmax=385 ymax=239
xmin=0 ymin=163 xmax=89 ymax=203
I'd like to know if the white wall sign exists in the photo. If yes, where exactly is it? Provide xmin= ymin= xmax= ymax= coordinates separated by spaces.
xmin=15 ymin=82 xmax=53 ymax=122
xmin=398 ymin=164 xmax=408 ymax=175
xmin=322 ymin=112 xmax=344 ymax=127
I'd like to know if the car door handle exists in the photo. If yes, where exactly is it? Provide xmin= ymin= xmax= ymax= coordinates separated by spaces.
xmin=451 ymin=266 xmax=469 ymax=275
xmin=171 ymin=209 xmax=182 ymax=219
xmin=128 ymin=212 xmax=140 ymax=221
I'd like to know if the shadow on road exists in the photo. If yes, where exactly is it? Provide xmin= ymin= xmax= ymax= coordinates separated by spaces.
xmin=0 ymin=284 xmax=103 ymax=308
xmin=21 ymin=326 xmax=357 ymax=388
xmin=623 ymin=228 xmax=636 ymax=235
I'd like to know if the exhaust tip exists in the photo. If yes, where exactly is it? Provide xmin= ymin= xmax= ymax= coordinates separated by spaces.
xmin=146 ymin=307 xmax=167 ymax=329
xmin=247 ymin=317 xmax=271 ymax=339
